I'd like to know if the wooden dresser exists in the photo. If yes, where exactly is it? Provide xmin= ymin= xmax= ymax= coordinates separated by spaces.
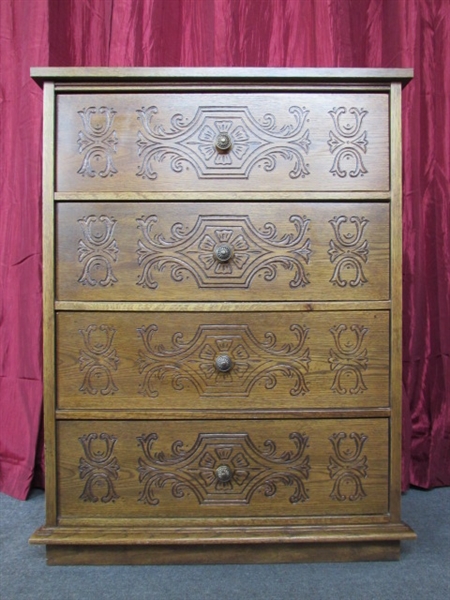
xmin=30 ymin=68 xmax=415 ymax=565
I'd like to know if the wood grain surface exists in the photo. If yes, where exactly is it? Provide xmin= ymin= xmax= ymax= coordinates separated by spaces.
xmin=32 ymin=67 xmax=414 ymax=564
xmin=56 ymin=310 xmax=390 ymax=411
xmin=56 ymin=92 xmax=389 ymax=192
xmin=56 ymin=418 xmax=389 ymax=520
xmin=56 ymin=202 xmax=390 ymax=301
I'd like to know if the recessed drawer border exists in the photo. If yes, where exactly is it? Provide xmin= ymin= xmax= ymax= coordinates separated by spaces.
xmin=55 ymin=408 xmax=392 ymax=420
xmin=55 ymin=301 xmax=391 ymax=312
xmin=54 ymin=192 xmax=392 ymax=201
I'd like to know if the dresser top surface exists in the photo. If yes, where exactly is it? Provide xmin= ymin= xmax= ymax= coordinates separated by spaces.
xmin=30 ymin=66 xmax=413 ymax=85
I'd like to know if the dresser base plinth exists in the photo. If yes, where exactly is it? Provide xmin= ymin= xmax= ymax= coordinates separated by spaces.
xmin=31 ymin=522 xmax=416 ymax=565
xmin=45 ymin=541 xmax=402 ymax=565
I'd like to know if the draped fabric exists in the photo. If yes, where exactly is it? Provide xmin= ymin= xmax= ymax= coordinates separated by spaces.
xmin=1 ymin=0 xmax=448 ymax=500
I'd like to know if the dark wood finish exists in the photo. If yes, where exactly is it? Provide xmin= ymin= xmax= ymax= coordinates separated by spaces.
xmin=389 ymin=83 xmax=404 ymax=521
xmin=56 ymin=92 xmax=389 ymax=192
xmin=56 ymin=418 xmax=389 ymax=519
xmin=31 ymin=66 xmax=414 ymax=85
xmin=42 ymin=82 xmax=58 ymax=526
xmin=56 ymin=310 xmax=390 ymax=410
xmin=46 ymin=541 xmax=403 ymax=565
xmin=56 ymin=202 xmax=390 ymax=302
xmin=30 ymin=67 xmax=415 ymax=564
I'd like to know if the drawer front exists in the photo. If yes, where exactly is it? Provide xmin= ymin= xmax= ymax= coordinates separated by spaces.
xmin=56 ymin=202 xmax=390 ymax=301
xmin=57 ymin=419 xmax=389 ymax=520
xmin=57 ymin=311 xmax=389 ymax=410
xmin=56 ymin=92 xmax=389 ymax=192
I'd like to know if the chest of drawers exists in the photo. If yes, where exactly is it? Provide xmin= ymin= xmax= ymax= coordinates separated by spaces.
xmin=30 ymin=68 xmax=415 ymax=564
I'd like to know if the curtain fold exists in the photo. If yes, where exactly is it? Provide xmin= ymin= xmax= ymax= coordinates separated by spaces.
xmin=0 ymin=0 xmax=448 ymax=500
xmin=0 ymin=0 xmax=48 ymax=499
xmin=401 ymin=0 xmax=450 ymax=488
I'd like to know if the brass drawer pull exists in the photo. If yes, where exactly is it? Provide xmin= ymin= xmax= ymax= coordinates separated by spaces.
xmin=215 ymin=465 xmax=233 ymax=483
xmin=215 ymin=353 xmax=233 ymax=373
xmin=215 ymin=132 xmax=233 ymax=153
xmin=214 ymin=243 xmax=233 ymax=263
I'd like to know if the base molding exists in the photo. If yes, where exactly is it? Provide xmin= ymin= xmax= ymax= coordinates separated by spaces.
xmin=46 ymin=541 xmax=403 ymax=565
xmin=30 ymin=522 xmax=416 ymax=565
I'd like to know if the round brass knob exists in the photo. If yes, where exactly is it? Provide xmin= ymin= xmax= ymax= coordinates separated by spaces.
xmin=215 ymin=465 xmax=232 ymax=483
xmin=215 ymin=132 xmax=232 ymax=153
xmin=214 ymin=243 xmax=233 ymax=263
xmin=215 ymin=354 xmax=233 ymax=373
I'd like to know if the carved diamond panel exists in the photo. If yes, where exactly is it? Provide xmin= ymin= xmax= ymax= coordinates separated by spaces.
xmin=136 ymin=106 xmax=311 ymax=180
xmin=137 ymin=323 xmax=311 ymax=398
xmin=136 ymin=214 xmax=311 ymax=290
xmin=137 ymin=432 xmax=310 ymax=506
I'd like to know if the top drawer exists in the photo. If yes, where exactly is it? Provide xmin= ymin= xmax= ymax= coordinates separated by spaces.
xmin=56 ymin=93 xmax=389 ymax=193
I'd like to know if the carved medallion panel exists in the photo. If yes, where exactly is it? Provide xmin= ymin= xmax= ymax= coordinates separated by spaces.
xmin=328 ymin=216 xmax=369 ymax=288
xmin=56 ymin=202 xmax=389 ymax=301
xmin=77 ymin=215 xmax=119 ymax=288
xmin=56 ymin=93 xmax=389 ymax=191
xmin=56 ymin=311 xmax=390 ymax=411
xmin=328 ymin=324 xmax=369 ymax=395
xmin=328 ymin=107 xmax=369 ymax=179
xmin=76 ymin=106 xmax=118 ymax=178
xmin=137 ymin=431 xmax=311 ymax=506
xmin=56 ymin=419 xmax=389 ymax=519
xmin=78 ymin=433 xmax=120 ymax=503
xmin=328 ymin=432 xmax=369 ymax=501
xmin=78 ymin=324 xmax=119 ymax=395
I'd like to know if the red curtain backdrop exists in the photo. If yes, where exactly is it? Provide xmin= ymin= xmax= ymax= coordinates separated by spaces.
xmin=1 ymin=0 xmax=449 ymax=500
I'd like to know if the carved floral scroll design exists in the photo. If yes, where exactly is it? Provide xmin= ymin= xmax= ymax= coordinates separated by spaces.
xmin=77 ymin=106 xmax=118 ymax=177
xmin=328 ymin=216 xmax=369 ymax=287
xmin=137 ymin=432 xmax=310 ymax=506
xmin=328 ymin=324 xmax=368 ymax=394
xmin=78 ymin=324 xmax=119 ymax=395
xmin=328 ymin=432 xmax=368 ymax=501
xmin=136 ymin=214 xmax=311 ymax=290
xmin=136 ymin=106 xmax=311 ymax=180
xmin=78 ymin=433 xmax=120 ymax=503
xmin=137 ymin=323 xmax=310 ymax=398
xmin=327 ymin=107 xmax=368 ymax=178
xmin=78 ymin=215 xmax=119 ymax=287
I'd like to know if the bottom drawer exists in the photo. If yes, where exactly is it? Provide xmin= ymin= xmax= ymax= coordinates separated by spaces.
xmin=57 ymin=419 xmax=389 ymax=520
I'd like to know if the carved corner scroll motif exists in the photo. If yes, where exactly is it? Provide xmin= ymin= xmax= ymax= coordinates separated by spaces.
xmin=77 ymin=106 xmax=118 ymax=178
xmin=136 ymin=106 xmax=310 ymax=180
xmin=136 ymin=214 xmax=311 ymax=290
xmin=328 ymin=324 xmax=368 ymax=394
xmin=328 ymin=107 xmax=368 ymax=178
xmin=79 ymin=433 xmax=120 ymax=503
xmin=137 ymin=323 xmax=310 ymax=398
xmin=78 ymin=215 xmax=119 ymax=287
xmin=137 ymin=432 xmax=310 ymax=506
xmin=328 ymin=432 xmax=368 ymax=501
xmin=328 ymin=215 xmax=369 ymax=287
xmin=78 ymin=324 xmax=119 ymax=395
